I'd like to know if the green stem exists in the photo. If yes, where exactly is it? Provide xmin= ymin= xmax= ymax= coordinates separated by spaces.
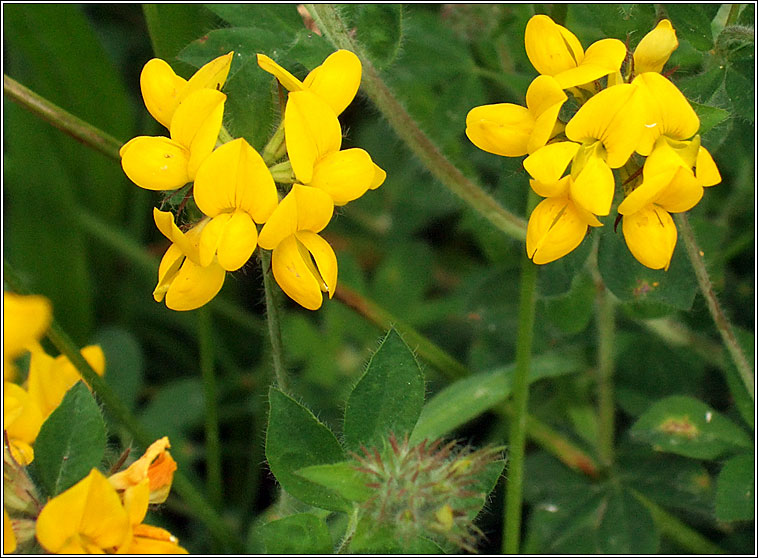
xmin=3 ymin=262 xmax=244 ymax=553
xmin=259 ymin=249 xmax=288 ymax=390
xmin=198 ymin=307 xmax=223 ymax=510
xmin=629 ymin=489 xmax=726 ymax=554
xmin=268 ymin=160 xmax=295 ymax=183
xmin=674 ymin=213 xmax=754 ymax=400
xmin=592 ymin=252 xmax=616 ymax=469
xmin=218 ymin=125 xmax=235 ymax=145
xmin=3 ymin=74 xmax=123 ymax=160
xmin=261 ymin=121 xmax=286 ymax=165
xmin=305 ymin=4 xmax=527 ymax=242
xmin=336 ymin=506 xmax=361 ymax=554
xmin=503 ymin=193 xmax=539 ymax=554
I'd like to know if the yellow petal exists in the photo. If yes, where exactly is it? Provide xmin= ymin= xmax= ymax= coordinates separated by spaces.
xmin=617 ymin=166 xmax=678 ymax=216
xmin=257 ymin=53 xmax=306 ymax=92
xmin=3 ymin=292 xmax=51 ymax=367
xmin=565 ymin=83 xmax=644 ymax=168
xmin=310 ymin=148 xmax=376 ymax=205
xmin=36 ymin=469 xmax=131 ymax=554
xmin=258 ymin=185 xmax=334 ymax=250
xmin=370 ymin=162 xmax=386 ymax=190
xmin=129 ymin=524 xmax=188 ymax=554
xmin=108 ymin=437 xmax=177 ymax=504
xmin=554 ymin=38 xmax=627 ymax=89
xmin=654 ymin=167 xmax=704 ymax=213
xmin=169 ymin=89 xmax=226 ymax=179
xmin=3 ymin=382 xmax=44 ymax=450
xmin=153 ymin=208 xmax=197 ymax=262
xmin=199 ymin=211 xmax=259 ymax=271
xmin=465 ymin=103 xmax=533 ymax=157
xmin=120 ymin=136 xmax=190 ymax=191
xmin=633 ymin=72 xmax=699 ymax=155
xmin=525 ymin=15 xmax=584 ymax=77
xmin=296 ymin=231 xmax=338 ymax=299
xmin=696 ymin=146 xmax=721 ymax=187
xmin=526 ymin=196 xmax=590 ymax=265
xmin=140 ymin=58 xmax=188 ymax=129
xmin=570 ymin=153 xmax=615 ymax=216
xmin=530 ymin=176 xmax=571 ymax=198
xmin=4 ymin=508 xmax=17 ymax=554
xmin=271 ymin=235 xmax=324 ymax=310
xmin=164 ymin=258 xmax=226 ymax=312
xmin=525 ymin=75 xmax=567 ymax=152
xmin=123 ymin=479 xmax=150 ymax=527
xmin=303 ymin=50 xmax=362 ymax=115
xmin=154 ymin=244 xmax=185 ymax=303
xmin=285 ymin=90 xmax=343 ymax=184
xmin=193 ymin=138 xmax=278 ymax=222
xmin=622 ymin=205 xmax=677 ymax=270
xmin=183 ymin=51 xmax=234 ymax=100
xmin=634 ymin=19 xmax=678 ymax=75
xmin=523 ymin=141 xmax=580 ymax=184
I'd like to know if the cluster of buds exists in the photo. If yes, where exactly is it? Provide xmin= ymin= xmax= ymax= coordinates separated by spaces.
xmin=466 ymin=15 xmax=721 ymax=270
xmin=352 ymin=434 xmax=503 ymax=552
xmin=121 ymin=49 xmax=385 ymax=311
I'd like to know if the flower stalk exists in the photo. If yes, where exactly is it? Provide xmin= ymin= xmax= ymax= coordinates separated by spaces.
xmin=259 ymin=249 xmax=288 ymax=390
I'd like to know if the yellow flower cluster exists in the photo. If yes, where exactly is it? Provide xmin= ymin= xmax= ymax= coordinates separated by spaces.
xmin=121 ymin=50 xmax=385 ymax=311
xmin=3 ymin=295 xmax=183 ymax=554
xmin=466 ymin=16 xmax=721 ymax=270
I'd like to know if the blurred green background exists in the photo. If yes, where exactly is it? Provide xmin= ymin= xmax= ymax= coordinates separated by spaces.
xmin=3 ymin=4 xmax=754 ymax=554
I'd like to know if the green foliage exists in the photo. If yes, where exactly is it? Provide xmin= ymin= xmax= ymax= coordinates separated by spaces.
xmin=343 ymin=329 xmax=425 ymax=451
xmin=715 ymin=453 xmax=755 ymax=522
xmin=32 ymin=382 xmax=107 ymax=497
xmin=258 ymin=513 xmax=334 ymax=554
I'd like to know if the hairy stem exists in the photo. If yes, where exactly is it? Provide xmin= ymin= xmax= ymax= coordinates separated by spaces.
xmin=305 ymin=4 xmax=527 ymax=242
xmin=259 ymin=249 xmax=288 ymax=391
xmin=675 ymin=213 xmax=754 ymax=400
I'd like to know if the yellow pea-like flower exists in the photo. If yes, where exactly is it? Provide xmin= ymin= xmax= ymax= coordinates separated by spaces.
xmin=3 ymin=292 xmax=51 ymax=381
xmin=633 ymin=19 xmax=678 ymax=75
xmin=622 ymin=204 xmax=678 ymax=271
xmin=108 ymin=437 xmax=177 ymax=505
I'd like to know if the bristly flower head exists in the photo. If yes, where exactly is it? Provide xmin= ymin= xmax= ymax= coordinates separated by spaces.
xmin=352 ymin=433 xmax=504 ymax=553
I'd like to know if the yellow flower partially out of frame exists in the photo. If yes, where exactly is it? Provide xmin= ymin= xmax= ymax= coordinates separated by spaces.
xmin=257 ymin=49 xmax=362 ymax=116
xmin=120 ymin=89 xmax=226 ymax=191
xmin=3 ymin=381 xmax=44 ymax=465
xmin=152 ymin=210 xmax=226 ymax=311
xmin=141 ymin=52 xmax=233 ymax=129
xmin=466 ymin=75 xmax=566 ymax=157
xmin=285 ymin=89 xmax=385 ymax=205
xmin=3 ymin=292 xmax=51 ymax=381
xmin=525 ymin=14 xmax=627 ymax=89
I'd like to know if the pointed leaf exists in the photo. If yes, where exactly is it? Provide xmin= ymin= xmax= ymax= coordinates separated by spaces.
xmin=343 ymin=329 xmax=425 ymax=451
xmin=296 ymin=462 xmax=374 ymax=503
xmin=597 ymin=487 xmax=659 ymax=553
xmin=630 ymin=395 xmax=752 ymax=459
xmin=266 ymin=388 xmax=349 ymax=511
xmin=32 ymin=382 xmax=106 ymax=497
xmin=259 ymin=513 xmax=333 ymax=554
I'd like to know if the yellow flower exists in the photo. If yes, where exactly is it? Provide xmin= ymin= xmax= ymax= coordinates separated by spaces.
xmin=141 ymin=52 xmax=233 ymax=129
xmin=120 ymin=89 xmax=226 ymax=191
xmin=3 ymin=382 xmax=44 ymax=465
xmin=193 ymin=138 xmax=279 ymax=270
xmin=109 ymin=437 xmax=178 ymax=505
xmin=633 ymin=19 xmax=678 ymax=75
xmin=621 ymin=204 xmax=678 ymax=270
xmin=525 ymin=14 xmax=627 ymax=89
xmin=258 ymin=185 xmax=338 ymax=310
xmin=466 ymin=75 xmax=566 ymax=157
xmin=122 ymin=479 xmax=187 ymax=554
xmin=526 ymin=195 xmax=602 ymax=265
xmin=4 ymin=508 xmax=16 ymax=554
xmin=152 ymin=209 xmax=226 ymax=311
xmin=26 ymin=345 xmax=105 ymax=420
xmin=633 ymin=71 xmax=700 ymax=156
xmin=257 ymin=49 xmax=362 ymax=116
xmin=285 ymin=89 xmax=385 ymax=205
xmin=3 ymin=292 xmax=51 ymax=381
xmin=36 ymin=469 xmax=133 ymax=553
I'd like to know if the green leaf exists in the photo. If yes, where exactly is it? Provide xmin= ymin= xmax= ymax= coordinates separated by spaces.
xmin=691 ymin=102 xmax=731 ymax=136
xmin=598 ymin=226 xmax=697 ymax=311
xmin=259 ymin=513 xmax=334 ymax=554
xmin=266 ymin=388 xmax=349 ymax=512
xmin=629 ymin=395 xmax=752 ymax=459
xmin=542 ymin=269 xmax=595 ymax=334
xmin=715 ymin=453 xmax=754 ymax=522
xmin=666 ymin=5 xmax=716 ymax=51
xmin=208 ymin=4 xmax=303 ymax=30
xmin=343 ymin=329 xmax=425 ymax=452
xmin=350 ymin=4 xmax=404 ymax=70
xmin=32 ymin=382 xmax=107 ymax=497
xmin=296 ymin=462 xmax=374 ymax=503
xmin=596 ymin=487 xmax=659 ymax=553
xmin=568 ymin=4 xmax=657 ymax=42
xmin=349 ymin=517 xmax=445 ymax=554
xmin=93 ymin=326 xmax=144 ymax=412
xmin=537 ymin=236 xmax=592 ymax=297
xmin=410 ymin=351 xmax=583 ymax=444
xmin=458 ymin=459 xmax=506 ymax=521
